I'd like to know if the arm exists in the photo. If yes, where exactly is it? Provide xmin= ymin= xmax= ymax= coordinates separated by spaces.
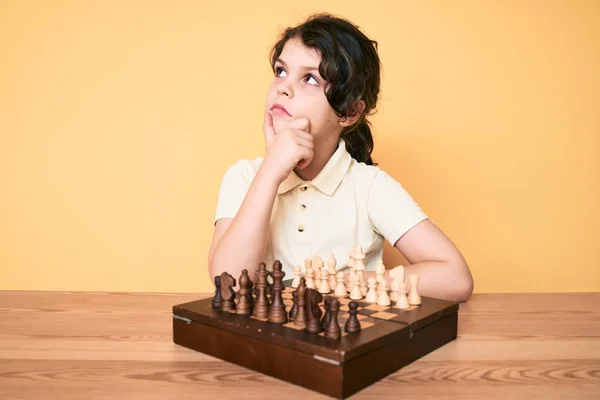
xmin=208 ymin=167 xmax=279 ymax=284
xmin=363 ymin=219 xmax=473 ymax=302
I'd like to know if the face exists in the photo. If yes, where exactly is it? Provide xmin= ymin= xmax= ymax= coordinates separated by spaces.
xmin=265 ymin=37 xmax=346 ymax=143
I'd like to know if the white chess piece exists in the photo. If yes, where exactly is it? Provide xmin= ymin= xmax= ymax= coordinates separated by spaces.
xmin=334 ymin=271 xmax=347 ymax=297
xmin=318 ymin=266 xmax=330 ymax=294
xmin=312 ymin=256 xmax=324 ymax=281
xmin=408 ymin=275 xmax=422 ymax=305
xmin=292 ymin=266 xmax=302 ymax=288
xmin=377 ymin=279 xmax=391 ymax=306
xmin=305 ymin=265 xmax=315 ymax=289
xmin=349 ymin=273 xmax=362 ymax=300
xmin=375 ymin=259 xmax=386 ymax=283
xmin=346 ymin=267 xmax=354 ymax=293
xmin=394 ymin=282 xmax=410 ymax=309
xmin=389 ymin=265 xmax=405 ymax=286
xmin=389 ymin=280 xmax=400 ymax=302
xmin=327 ymin=253 xmax=337 ymax=289
xmin=365 ymin=277 xmax=378 ymax=303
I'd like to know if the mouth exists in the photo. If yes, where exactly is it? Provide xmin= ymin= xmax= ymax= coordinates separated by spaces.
xmin=270 ymin=103 xmax=291 ymax=117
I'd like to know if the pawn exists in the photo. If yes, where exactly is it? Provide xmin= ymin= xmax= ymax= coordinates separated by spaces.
xmin=321 ymin=296 xmax=332 ymax=329
xmin=344 ymin=301 xmax=361 ymax=333
xmin=365 ymin=277 xmax=378 ymax=303
xmin=408 ymin=275 xmax=422 ymax=305
xmin=235 ymin=269 xmax=253 ymax=315
xmin=324 ymin=297 xmax=342 ymax=339
xmin=211 ymin=275 xmax=222 ymax=309
xmin=291 ymin=266 xmax=302 ymax=288
xmin=334 ymin=271 xmax=347 ymax=297
xmin=389 ymin=280 xmax=400 ymax=302
xmin=377 ymin=279 xmax=391 ymax=306
xmin=289 ymin=290 xmax=298 ymax=319
xmin=327 ymin=253 xmax=337 ymax=289
xmin=349 ymin=272 xmax=362 ymax=300
xmin=318 ymin=266 xmax=331 ymax=294
xmin=394 ymin=282 xmax=410 ymax=309
xmin=305 ymin=265 xmax=316 ymax=289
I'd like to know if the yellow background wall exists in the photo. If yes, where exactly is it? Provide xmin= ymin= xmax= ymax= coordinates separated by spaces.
xmin=1 ymin=0 xmax=598 ymax=293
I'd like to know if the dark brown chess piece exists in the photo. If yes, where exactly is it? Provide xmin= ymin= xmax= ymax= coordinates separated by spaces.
xmin=321 ymin=296 xmax=332 ymax=329
xmin=324 ymin=297 xmax=341 ymax=339
xmin=293 ymin=278 xmax=307 ymax=328
xmin=252 ymin=263 xmax=270 ymax=319
xmin=289 ymin=290 xmax=298 ymax=319
xmin=267 ymin=260 xmax=287 ymax=324
xmin=211 ymin=275 xmax=222 ymax=309
xmin=220 ymin=272 xmax=236 ymax=313
xmin=305 ymin=289 xmax=324 ymax=333
xmin=345 ymin=300 xmax=361 ymax=333
xmin=236 ymin=269 xmax=252 ymax=315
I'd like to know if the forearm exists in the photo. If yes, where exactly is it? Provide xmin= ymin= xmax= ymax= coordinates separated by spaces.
xmin=363 ymin=260 xmax=473 ymax=302
xmin=209 ymin=167 xmax=279 ymax=283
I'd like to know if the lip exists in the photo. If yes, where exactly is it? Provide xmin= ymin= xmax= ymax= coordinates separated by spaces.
xmin=270 ymin=103 xmax=291 ymax=117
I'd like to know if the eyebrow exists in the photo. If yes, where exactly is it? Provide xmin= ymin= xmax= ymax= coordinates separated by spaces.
xmin=275 ymin=58 xmax=319 ymax=72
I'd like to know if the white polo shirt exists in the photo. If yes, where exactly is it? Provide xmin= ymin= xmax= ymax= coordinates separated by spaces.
xmin=214 ymin=138 xmax=428 ymax=278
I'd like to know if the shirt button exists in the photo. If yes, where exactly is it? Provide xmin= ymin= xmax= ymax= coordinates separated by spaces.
xmin=297 ymin=225 xmax=305 ymax=232
xmin=300 ymin=204 xmax=307 ymax=211
xmin=300 ymin=186 xmax=308 ymax=191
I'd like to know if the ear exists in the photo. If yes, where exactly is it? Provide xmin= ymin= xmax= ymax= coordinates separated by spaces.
xmin=338 ymin=100 xmax=366 ymax=127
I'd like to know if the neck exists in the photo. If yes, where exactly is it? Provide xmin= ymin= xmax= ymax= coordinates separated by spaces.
xmin=294 ymin=134 xmax=340 ymax=181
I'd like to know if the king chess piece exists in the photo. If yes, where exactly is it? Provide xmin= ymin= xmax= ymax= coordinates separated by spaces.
xmin=267 ymin=260 xmax=287 ymax=324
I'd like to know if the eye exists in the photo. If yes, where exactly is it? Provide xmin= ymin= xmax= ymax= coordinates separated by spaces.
xmin=275 ymin=67 xmax=287 ymax=77
xmin=305 ymin=75 xmax=319 ymax=85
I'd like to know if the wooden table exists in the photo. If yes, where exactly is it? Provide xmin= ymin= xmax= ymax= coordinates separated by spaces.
xmin=1 ymin=291 xmax=599 ymax=399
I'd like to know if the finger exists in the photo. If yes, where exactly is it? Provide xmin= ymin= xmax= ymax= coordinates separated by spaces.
xmin=294 ymin=130 xmax=313 ymax=142
xmin=296 ymin=147 xmax=314 ymax=170
xmin=263 ymin=112 xmax=276 ymax=143
xmin=288 ymin=117 xmax=310 ymax=132
xmin=295 ymin=136 xmax=314 ymax=150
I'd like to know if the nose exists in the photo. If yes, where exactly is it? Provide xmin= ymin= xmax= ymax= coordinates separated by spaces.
xmin=276 ymin=80 xmax=293 ymax=97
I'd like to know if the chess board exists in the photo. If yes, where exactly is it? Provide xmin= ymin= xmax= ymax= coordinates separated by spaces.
xmin=172 ymin=279 xmax=459 ymax=399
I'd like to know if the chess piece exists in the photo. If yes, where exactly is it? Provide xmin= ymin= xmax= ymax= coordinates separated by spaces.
xmin=375 ymin=259 xmax=386 ymax=284
xmin=252 ymin=263 xmax=270 ymax=319
xmin=318 ymin=265 xmax=331 ymax=294
xmin=324 ymin=297 xmax=342 ymax=339
xmin=321 ymin=296 xmax=332 ymax=329
xmin=334 ymin=271 xmax=347 ymax=297
xmin=289 ymin=290 xmax=298 ymax=319
xmin=349 ymin=273 xmax=362 ymax=300
xmin=211 ymin=275 xmax=222 ymax=309
xmin=344 ymin=301 xmax=361 ymax=333
xmin=267 ymin=260 xmax=287 ymax=323
xmin=327 ymin=253 xmax=337 ymax=289
xmin=365 ymin=277 xmax=378 ymax=303
xmin=235 ymin=269 xmax=253 ymax=315
xmin=389 ymin=280 xmax=400 ymax=302
xmin=408 ymin=274 xmax=422 ymax=305
xmin=313 ymin=256 xmax=324 ymax=281
xmin=293 ymin=278 xmax=308 ymax=327
xmin=377 ymin=279 xmax=391 ymax=306
xmin=305 ymin=289 xmax=324 ymax=333
xmin=346 ymin=267 xmax=355 ymax=293
xmin=394 ymin=282 xmax=410 ymax=309
xmin=389 ymin=265 xmax=405 ymax=286
xmin=292 ymin=265 xmax=302 ymax=288
xmin=219 ymin=272 xmax=236 ymax=312
xmin=304 ymin=259 xmax=316 ymax=289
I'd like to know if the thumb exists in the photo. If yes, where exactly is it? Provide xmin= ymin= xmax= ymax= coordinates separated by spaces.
xmin=263 ymin=112 xmax=276 ymax=146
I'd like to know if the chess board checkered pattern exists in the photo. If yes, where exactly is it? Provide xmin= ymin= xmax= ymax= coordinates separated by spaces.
xmin=245 ymin=287 xmax=420 ymax=338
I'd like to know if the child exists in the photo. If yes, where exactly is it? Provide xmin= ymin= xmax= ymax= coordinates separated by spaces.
xmin=208 ymin=13 xmax=473 ymax=302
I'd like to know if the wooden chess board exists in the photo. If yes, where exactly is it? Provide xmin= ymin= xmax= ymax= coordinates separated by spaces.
xmin=172 ymin=280 xmax=459 ymax=399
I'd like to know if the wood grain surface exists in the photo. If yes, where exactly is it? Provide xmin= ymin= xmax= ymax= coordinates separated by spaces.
xmin=1 ymin=291 xmax=599 ymax=399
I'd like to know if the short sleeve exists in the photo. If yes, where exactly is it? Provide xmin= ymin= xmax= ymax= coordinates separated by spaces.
xmin=213 ymin=159 xmax=258 ymax=224
xmin=367 ymin=170 xmax=428 ymax=246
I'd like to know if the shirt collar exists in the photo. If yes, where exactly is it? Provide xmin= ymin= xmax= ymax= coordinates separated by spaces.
xmin=277 ymin=138 xmax=352 ymax=196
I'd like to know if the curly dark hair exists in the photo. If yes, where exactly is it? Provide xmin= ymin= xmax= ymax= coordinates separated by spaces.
xmin=270 ymin=13 xmax=381 ymax=165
